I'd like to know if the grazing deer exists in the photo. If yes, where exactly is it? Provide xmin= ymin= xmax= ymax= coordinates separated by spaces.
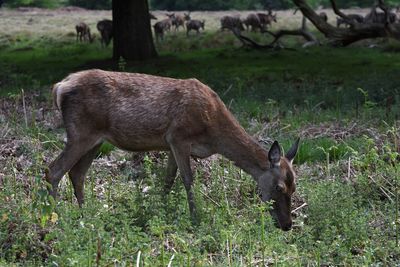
xmin=96 ymin=19 xmax=113 ymax=47
xmin=186 ymin=19 xmax=205 ymax=36
xmin=46 ymin=69 xmax=300 ymax=231
xmin=220 ymin=15 xmax=245 ymax=31
xmin=153 ymin=18 xmax=172 ymax=41
xmin=75 ymin=22 xmax=94 ymax=43
xmin=243 ymin=13 xmax=264 ymax=32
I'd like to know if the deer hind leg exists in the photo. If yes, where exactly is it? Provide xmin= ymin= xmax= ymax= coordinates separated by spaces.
xmin=168 ymin=142 xmax=197 ymax=220
xmin=45 ymin=136 xmax=101 ymax=201
xmin=68 ymin=143 xmax=102 ymax=207
xmin=164 ymin=151 xmax=178 ymax=194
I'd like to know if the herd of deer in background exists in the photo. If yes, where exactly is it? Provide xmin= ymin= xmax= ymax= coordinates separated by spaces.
xmin=74 ymin=10 xmax=279 ymax=45
xmin=75 ymin=5 xmax=400 ymax=46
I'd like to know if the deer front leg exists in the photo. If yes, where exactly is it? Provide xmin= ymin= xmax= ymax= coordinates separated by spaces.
xmin=169 ymin=143 xmax=197 ymax=221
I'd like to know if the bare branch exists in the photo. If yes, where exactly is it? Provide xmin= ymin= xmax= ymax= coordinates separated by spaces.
xmin=232 ymin=15 xmax=319 ymax=49
xmin=329 ymin=0 xmax=356 ymax=27
xmin=232 ymin=0 xmax=400 ymax=49
xmin=378 ymin=0 xmax=390 ymax=25
xmin=266 ymin=17 xmax=320 ymax=47
xmin=230 ymin=28 xmax=297 ymax=50
xmin=293 ymin=0 xmax=400 ymax=46
xmin=231 ymin=28 xmax=274 ymax=49
xmin=293 ymin=0 xmax=336 ymax=35
xmin=301 ymin=16 xmax=307 ymax=30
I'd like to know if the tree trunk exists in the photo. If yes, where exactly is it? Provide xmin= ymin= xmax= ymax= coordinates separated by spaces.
xmin=112 ymin=0 xmax=157 ymax=61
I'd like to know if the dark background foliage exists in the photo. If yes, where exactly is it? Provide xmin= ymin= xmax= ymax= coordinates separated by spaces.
xmin=2 ymin=0 xmax=400 ymax=10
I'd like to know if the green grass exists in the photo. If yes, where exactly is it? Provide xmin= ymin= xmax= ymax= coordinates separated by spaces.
xmin=1 ymin=19 xmax=400 ymax=266
xmin=2 ymin=38 xmax=400 ymax=112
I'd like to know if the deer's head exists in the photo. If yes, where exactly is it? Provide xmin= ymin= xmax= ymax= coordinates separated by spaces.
xmin=184 ymin=12 xmax=191 ymax=21
xmin=258 ymin=139 xmax=299 ymax=231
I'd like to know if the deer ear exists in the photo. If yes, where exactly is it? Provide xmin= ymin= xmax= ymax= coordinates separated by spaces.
xmin=285 ymin=138 xmax=300 ymax=164
xmin=268 ymin=141 xmax=281 ymax=167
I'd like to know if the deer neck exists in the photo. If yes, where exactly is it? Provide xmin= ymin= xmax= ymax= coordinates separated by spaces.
xmin=216 ymin=125 xmax=269 ymax=178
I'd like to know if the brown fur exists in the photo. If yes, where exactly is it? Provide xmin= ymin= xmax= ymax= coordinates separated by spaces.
xmin=47 ymin=69 xmax=299 ymax=230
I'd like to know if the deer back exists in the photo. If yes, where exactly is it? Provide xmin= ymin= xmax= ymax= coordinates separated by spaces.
xmin=53 ymin=69 xmax=230 ymax=151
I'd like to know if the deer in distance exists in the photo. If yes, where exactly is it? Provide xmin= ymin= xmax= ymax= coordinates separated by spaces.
xmin=243 ymin=13 xmax=264 ymax=32
xmin=75 ymin=22 xmax=94 ymax=43
xmin=96 ymin=19 xmax=113 ymax=47
xmin=186 ymin=19 xmax=205 ymax=36
xmin=153 ymin=18 xmax=172 ymax=41
xmin=257 ymin=10 xmax=277 ymax=28
xmin=46 ymin=69 xmax=300 ymax=231
xmin=153 ymin=14 xmax=177 ymax=41
xmin=220 ymin=15 xmax=245 ymax=31
xmin=166 ymin=12 xmax=191 ymax=31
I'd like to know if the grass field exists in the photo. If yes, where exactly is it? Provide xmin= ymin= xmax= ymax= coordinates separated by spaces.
xmin=1 ymin=7 xmax=400 ymax=266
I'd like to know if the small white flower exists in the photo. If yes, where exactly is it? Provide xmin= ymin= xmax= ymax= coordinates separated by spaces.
xmin=142 ymin=186 xmax=151 ymax=193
